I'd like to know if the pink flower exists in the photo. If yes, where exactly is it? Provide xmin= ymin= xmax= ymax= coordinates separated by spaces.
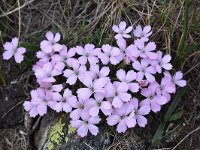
xmin=76 ymin=44 xmax=101 ymax=65
xmin=71 ymin=113 xmax=101 ymax=137
xmin=24 ymin=88 xmax=57 ymax=117
xmin=106 ymin=103 xmax=136 ymax=133
xmin=39 ymin=82 xmax=63 ymax=94
xmin=40 ymin=31 xmax=63 ymax=53
xmin=112 ymin=21 xmax=133 ymax=39
xmin=35 ymin=62 xmax=62 ymax=83
xmin=164 ymin=71 xmax=186 ymax=87
xmin=70 ymin=99 xmax=92 ymax=120
xmin=132 ymin=59 xmax=156 ymax=82
xmin=63 ymin=61 xmax=86 ymax=85
xmin=116 ymin=38 xmax=137 ymax=64
xmin=77 ymin=76 xmax=108 ymax=100
xmin=51 ymin=45 xmax=76 ymax=67
xmin=52 ymin=89 xmax=77 ymax=113
xmin=32 ymin=61 xmax=45 ymax=73
xmin=151 ymin=51 xmax=172 ymax=73
xmin=87 ymin=64 xmax=110 ymax=80
xmin=129 ymin=98 xmax=150 ymax=127
xmin=140 ymin=82 xmax=168 ymax=112
xmin=105 ymin=82 xmax=131 ymax=108
xmin=116 ymin=69 xmax=139 ymax=93
xmin=88 ymin=94 xmax=112 ymax=116
xmin=36 ymin=51 xmax=54 ymax=62
xmin=98 ymin=44 xmax=121 ymax=65
xmin=132 ymin=39 xmax=157 ymax=59
xmin=3 ymin=37 xmax=26 ymax=63
xmin=23 ymin=101 xmax=38 ymax=117
xmin=133 ymin=25 xmax=152 ymax=41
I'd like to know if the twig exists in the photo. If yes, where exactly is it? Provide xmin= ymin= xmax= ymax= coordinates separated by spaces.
xmin=83 ymin=142 xmax=95 ymax=150
xmin=172 ymin=126 xmax=200 ymax=150
xmin=17 ymin=0 xmax=21 ymax=39
xmin=0 ymin=0 xmax=35 ymax=18
xmin=1 ymin=101 xmax=24 ymax=120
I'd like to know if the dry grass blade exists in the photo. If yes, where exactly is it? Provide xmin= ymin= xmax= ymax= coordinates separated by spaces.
xmin=0 ymin=0 xmax=35 ymax=17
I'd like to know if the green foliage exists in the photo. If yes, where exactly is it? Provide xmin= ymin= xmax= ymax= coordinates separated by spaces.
xmin=0 ymin=69 xmax=6 ymax=86
xmin=152 ymin=88 xmax=185 ymax=146
xmin=173 ymin=0 xmax=189 ymax=69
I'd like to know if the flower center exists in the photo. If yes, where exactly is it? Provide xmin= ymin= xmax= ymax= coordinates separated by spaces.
xmin=150 ymin=95 xmax=154 ymax=99
xmin=97 ymin=102 xmax=101 ymax=106
xmin=84 ymin=121 xmax=88 ymax=124
xmin=140 ymin=32 xmax=144 ymax=37
xmin=120 ymin=115 xmax=125 ymax=119
xmin=119 ymin=30 xmax=124 ymax=34
xmin=79 ymin=104 xmax=84 ymax=109
xmin=74 ymin=71 xmax=79 ymax=76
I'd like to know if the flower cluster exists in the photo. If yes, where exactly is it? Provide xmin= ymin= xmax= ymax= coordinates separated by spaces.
xmin=3 ymin=21 xmax=186 ymax=137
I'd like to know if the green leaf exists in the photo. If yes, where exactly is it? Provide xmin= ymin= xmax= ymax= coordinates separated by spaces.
xmin=152 ymin=122 xmax=165 ymax=145
xmin=0 ymin=69 xmax=6 ymax=86
xmin=152 ymin=88 xmax=185 ymax=146
xmin=164 ymin=88 xmax=185 ymax=122
xmin=173 ymin=0 xmax=189 ymax=69
xmin=168 ymin=111 xmax=183 ymax=121
xmin=20 ymin=42 xmax=39 ymax=52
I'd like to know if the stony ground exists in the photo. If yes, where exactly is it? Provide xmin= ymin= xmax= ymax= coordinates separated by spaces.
xmin=0 ymin=0 xmax=200 ymax=150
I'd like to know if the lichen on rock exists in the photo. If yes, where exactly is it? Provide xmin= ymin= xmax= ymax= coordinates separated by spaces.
xmin=47 ymin=115 xmax=66 ymax=150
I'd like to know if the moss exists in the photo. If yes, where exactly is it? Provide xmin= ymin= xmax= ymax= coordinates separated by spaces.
xmin=47 ymin=116 xmax=65 ymax=150
xmin=64 ymin=124 xmax=76 ymax=144
xmin=68 ymin=124 xmax=76 ymax=134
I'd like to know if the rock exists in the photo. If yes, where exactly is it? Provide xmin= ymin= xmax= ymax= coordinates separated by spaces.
xmin=33 ymin=111 xmax=145 ymax=150
xmin=33 ymin=111 xmax=112 ymax=150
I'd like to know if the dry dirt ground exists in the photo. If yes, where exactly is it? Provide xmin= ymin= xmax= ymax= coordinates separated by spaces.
xmin=0 ymin=0 xmax=200 ymax=150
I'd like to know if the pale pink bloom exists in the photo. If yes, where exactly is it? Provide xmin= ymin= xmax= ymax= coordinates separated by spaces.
xmin=3 ymin=37 xmax=26 ymax=63
xmin=154 ymin=77 xmax=175 ymax=103
xmin=112 ymin=21 xmax=133 ymax=39
xmin=116 ymin=38 xmax=137 ymax=64
xmin=76 ymin=44 xmax=101 ymax=65
xmin=32 ymin=61 xmax=45 ymax=73
xmin=164 ymin=71 xmax=186 ymax=87
xmin=52 ymin=61 xmax=65 ymax=72
xmin=87 ymin=64 xmax=110 ymax=80
xmin=116 ymin=69 xmax=139 ymax=93
xmin=23 ymin=101 xmax=38 ymax=117
xmin=77 ymin=76 xmax=108 ymax=100
xmin=63 ymin=61 xmax=87 ymax=85
xmin=36 ymin=51 xmax=54 ymax=62
xmin=157 ymin=77 xmax=176 ymax=94
xmin=71 ymin=113 xmax=101 ymax=137
xmin=132 ymin=59 xmax=156 ymax=82
xmin=52 ymin=89 xmax=77 ymax=113
xmin=70 ymin=99 xmax=92 ymax=120
xmin=107 ymin=103 xmax=136 ymax=133
xmin=51 ymin=45 xmax=76 ymax=67
xmin=140 ymin=82 xmax=168 ymax=112
xmin=151 ymin=51 xmax=172 ymax=73
xmin=129 ymin=98 xmax=150 ymax=127
xmin=132 ymin=39 xmax=157 ymax=59
xmin=133 ymin=25 xmax=152 ymax=41
xmin=24 ymin=88 xmax=57 ymax=117
xmin=40 ymin=31 xmax=63 ymax=53
xmin=98 ymin=44 xmax=121 ymax=65
xmin=88 ymin=94 xmax=112 ymax=116
xmin=104 ymin=82 xmax=131 ymax=108
xmin=39 ymin=82 xmax=63 ymax=93
xmin=35 ymin=62 xmax=62 ymax=83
